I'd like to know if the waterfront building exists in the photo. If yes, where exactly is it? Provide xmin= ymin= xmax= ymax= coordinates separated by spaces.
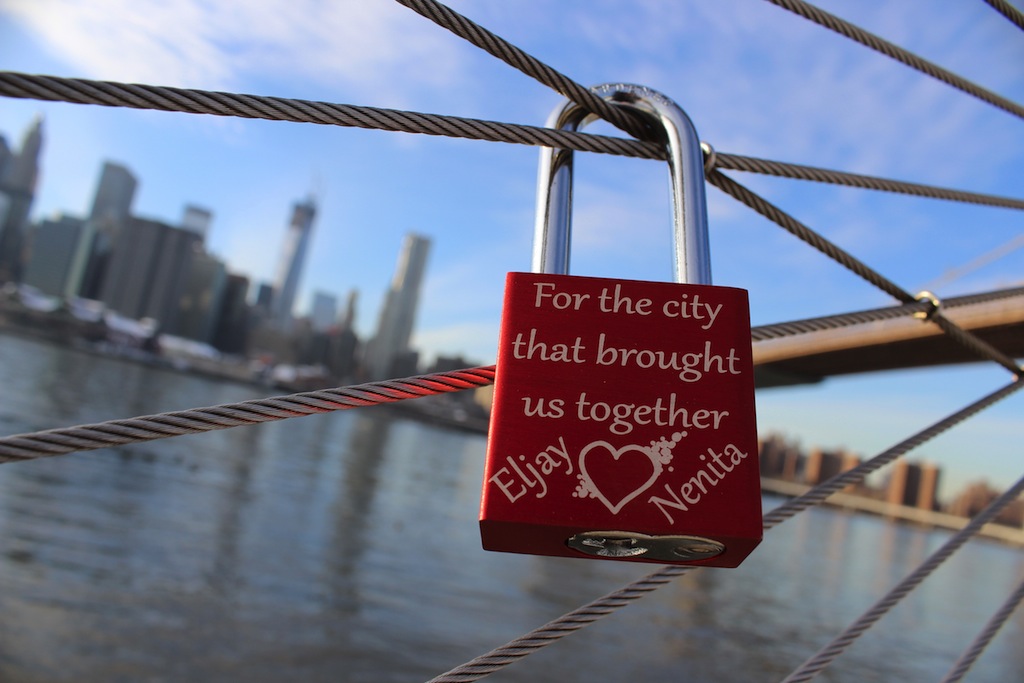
xmin=364 ymin=233 xmax=431 ymax=379
xmin=99 ymin=216 xmax=167 ymax=320
xmin=181 ymin=205 xmax=212 ymax=240
xmin=100 ymin=217 xmax=202 ymax=329
xmin=0 ymin=116 xmax=44 ymax=283
xmin=211 ymin=273 xmax=252 ymax=355
xmin=174 ymin=250 xmax=227 ymax=344
xmin=79 ymin=161 xmax=138 ymax=298
xmin=22 ymin=213 xmax=86 ymax=298
xmin=270 ymin=198 xmax=317 ymax=329
xmin=886 ymin=459 xmax=940 ymax=511
xmin=310 ymin=291 xmax=338 ymax=332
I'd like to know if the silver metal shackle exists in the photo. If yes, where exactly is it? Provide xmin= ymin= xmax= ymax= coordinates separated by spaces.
xmin=532 ymin=83 xmax=712 ymax=285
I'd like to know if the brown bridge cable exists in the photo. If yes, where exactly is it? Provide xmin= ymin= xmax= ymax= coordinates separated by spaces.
xmin=710 ymin=151 xmax=1024 ymax=211
xmin=393 ymin=0 xmax=654 ymax=142
xmin=4 ymin=71 xmax=1024 ymax=214
xmin=425 ymin=379 xmax=1024 ymax=683
xmin=0 ymin=366 xmax=495 ymax=463
xmin=0 ymin=72 xmax=663 ymax=161
xmin=780 ymin=471 xmax=1024 ymax=683
xmin=763 ymin=0 xmax=1024 ymax=120
xmin=983 ymin=0 xmax=1024 ymax=31
xmin=706 ymin=169 xmax=1024 ymax=376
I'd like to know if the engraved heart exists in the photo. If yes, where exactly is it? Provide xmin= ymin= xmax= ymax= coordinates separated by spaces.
xmin=578 ymin=441 xmax=662 ymax=515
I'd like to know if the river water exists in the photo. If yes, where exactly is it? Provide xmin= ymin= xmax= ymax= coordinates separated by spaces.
xmin=0 ymin=332 xmax=1020 ymax=682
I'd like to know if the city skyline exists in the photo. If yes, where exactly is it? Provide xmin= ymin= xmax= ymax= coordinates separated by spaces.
xmin=0 ymin=121 xmax=392 ymax=341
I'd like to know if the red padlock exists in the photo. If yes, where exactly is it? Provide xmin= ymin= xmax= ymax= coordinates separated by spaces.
xmin=480 ymin=84 xmax=762 ymax=567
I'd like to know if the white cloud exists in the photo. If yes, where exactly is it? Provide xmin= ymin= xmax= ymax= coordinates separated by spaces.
xmin=1 ymin=0 xmax=468 ymax=104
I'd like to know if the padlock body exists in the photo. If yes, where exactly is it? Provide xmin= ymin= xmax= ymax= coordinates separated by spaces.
xmin=480 ymin=273 xmax=762 ymax=567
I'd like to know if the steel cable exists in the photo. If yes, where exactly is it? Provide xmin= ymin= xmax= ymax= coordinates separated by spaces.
xmin=0 ymin=366 xmax=495 ymax=463
xmin=711 ymin=152 xmax=1024 ymax=210
xmin=779 ymin=472 xmax=1024 ymax=683
xmin=392 ymin=0 xmax=654 ymax=141
xmin=708 ymin=169 xmax=1024 ymax=375
xmin=763 ymin=0 xmax=1024 ymax=120
xmin=0 ymin=72 xmax=662 ymax=160
xmin=939 ymin=575 xmax=1024 ymax=683
xmin=7 ymin=71 xmax=1024 ymax=216
xmin=983 ymin=0 xmax=1024 ymax=31
xmin=425 ymin=380 xmax=1023 ymax=683
xmin=750 ymin=285 xmax=1024 ymax=342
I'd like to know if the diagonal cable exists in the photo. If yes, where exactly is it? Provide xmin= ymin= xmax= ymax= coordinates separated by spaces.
xmin=0 ymin=366 xmax=495 ymax=463
xmin=707 ymin=168 xmax=1024 ymax=376
xmin=392 ymin=0 xmax=653 ymax=141
xmin=426 ymin=379 xmax=1023 ymax=683
xmin=710 ymin=151 xmax=1024 ymax=210
xmin=983 ymin=0 xmax=1024 ymax=31
xmin=779 ymin=472 xmax=1024 ymax=683
xmin=763 ymin=0 xmax=1024 ymax=120
xmin=939 ymin=573 xmax=1024 ymax=683
xmin=0 ymin=72 xmax=662 ymax=160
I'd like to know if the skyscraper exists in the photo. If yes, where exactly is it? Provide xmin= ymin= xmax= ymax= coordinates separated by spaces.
xmin=365 ymin=233 xmax=431 ymax=379
xmin=22 ymin=213 xmax=86 ymax=297
xmin=270 ymin=197 xmax=316 ymax=329
xmin=0 ymin=116 xmax=43 ymax=283
xmin=310 ymin=290 xmax=338 ymax=332
xmin=80 ymin=161 xmax=138 ymax=298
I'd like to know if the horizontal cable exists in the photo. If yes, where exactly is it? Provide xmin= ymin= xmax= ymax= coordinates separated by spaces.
xmin=0 ymin=366 xmax=495 ymax=463
xmin=394 ymin=0 xmax=653 ymax=141
xmin=0 ymin=72 xmax=662 ymax=160
xmin=764 ymin=0 xmax=1024 ymax=120
xmin=427 ymin=379 xmax=1023 ymax=683
xmin=939 ymin=573 xmax=1024 ymax=683
xmin=708 ymin=169 xmax=1024 ymax=375
xmin=751 ymin=285 xmax=1024 ymax=342
xmin=780 ymin=471 xmax=1024 ymax=683
xmin=712 ymin=152 xmax=1024 ymax=210
xmin=8 ymin=72 xmax=1022 ymax=217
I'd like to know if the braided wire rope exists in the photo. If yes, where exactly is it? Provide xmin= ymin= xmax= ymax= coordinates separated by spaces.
xmin=764 ymin=0 xmax=1024 ymax=120
xmin=939 ymin=575 xmax=1024 ymax=683
xmin=392 ymin=0 xmax=653 ymax=141
xmin=983 ymin=0 xmax=1024 ymax=31
xmin=7 ymin=68 xmax=1024 ymax=218
xmin=5 ymin=71 xmax=1024 ymax=214
xmin=780 ymin=472 xmax=1024 ymax=683
xmin=0 ymin=72 xmax=662 ymax=161
xmin=0 ymin=366 xmax=495 ymax=463
xmin=3 ymin=289 xmax=1020 ymax=462
xmin=426 ymin=379 xmax=1023 ymax=683
xmin=711 ymin=152 xmax=1024 ymax=210
xmin=707 ymin=169 xmax=1024 ymax=375
xmin=749 ymin=285 xmax=1024 ymax=342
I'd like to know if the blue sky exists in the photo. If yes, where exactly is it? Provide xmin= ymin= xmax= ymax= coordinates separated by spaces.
xmin=0 ymin=0 xmax=1021 ymax=497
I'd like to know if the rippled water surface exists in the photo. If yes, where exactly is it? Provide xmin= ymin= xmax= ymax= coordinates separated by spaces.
xmin=0 ymin=332 xmax=1021 ymax=682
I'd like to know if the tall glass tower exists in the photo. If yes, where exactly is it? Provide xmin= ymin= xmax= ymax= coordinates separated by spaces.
xmin=270 ymin=197 xmax=317 ymax=329
xmin=365 ymin=233 xmax=431 ymax=379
